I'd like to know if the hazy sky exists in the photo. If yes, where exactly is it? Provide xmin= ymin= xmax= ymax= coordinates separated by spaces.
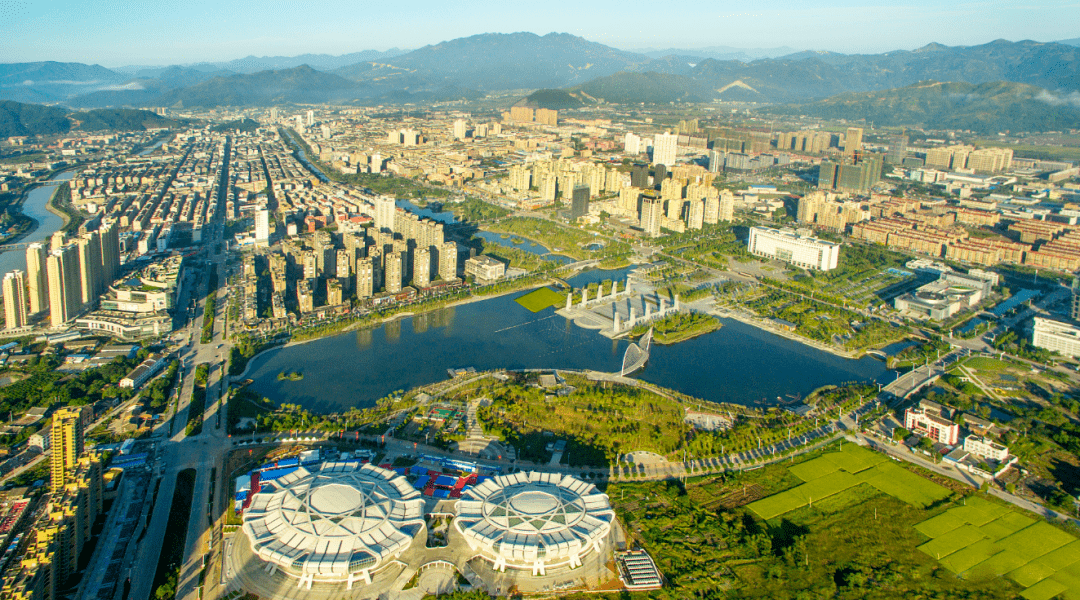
xmin=2 ymin=0 xmax=1077 ymax=66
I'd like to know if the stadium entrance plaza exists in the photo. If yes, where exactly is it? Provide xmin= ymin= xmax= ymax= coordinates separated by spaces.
xmin=222 ymin=495 xmax=625 ymax=598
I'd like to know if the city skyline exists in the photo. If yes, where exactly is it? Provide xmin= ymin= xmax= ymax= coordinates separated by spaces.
xmin=0 ymin=0 xmax=1077 ymax=66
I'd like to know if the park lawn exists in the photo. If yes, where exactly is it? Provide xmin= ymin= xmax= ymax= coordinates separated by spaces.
xmin=914 ymin=511 xmax=968 ymax=538
xmin=515 ymin=287 xmax=566 ymax=313
xmin=964 ymin=356 xmax=1013 ymax=372
xmin=788 ymin=455 xmax=841 ymax=482
xmin=940 ymin=538 xmax=1003 ymax=574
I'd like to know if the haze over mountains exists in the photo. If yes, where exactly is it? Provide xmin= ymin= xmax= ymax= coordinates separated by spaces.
xmin=2 ymin=32 xmax=1080 ymax=132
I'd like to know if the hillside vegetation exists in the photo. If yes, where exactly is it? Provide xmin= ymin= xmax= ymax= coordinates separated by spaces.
xmin=760 ymin=80 xmax=1080 ymax=134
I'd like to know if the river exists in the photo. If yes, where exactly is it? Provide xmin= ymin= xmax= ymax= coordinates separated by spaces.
xmin=0 ymin=170 xmax=75 ymax=276
xmin=245 ymin=267 xmax=891 ymax=413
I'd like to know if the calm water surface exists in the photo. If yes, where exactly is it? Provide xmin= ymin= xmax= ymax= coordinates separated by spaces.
xmin=246 ymin=268 xmax=891 ymax=413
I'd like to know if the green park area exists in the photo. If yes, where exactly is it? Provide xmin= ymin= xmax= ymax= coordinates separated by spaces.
xmin=484 ymin=217 xmax=630 ymax=261
xmin=631 ymin=310 xmax=721 ymax=344
xmin=515 ymin=287 xmax=566 ymax=313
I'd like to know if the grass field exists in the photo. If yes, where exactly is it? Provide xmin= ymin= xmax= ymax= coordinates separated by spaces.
xmin=912 ymin=496 xmax=1080 ymax=598
xmin=515 ymin=287 xmax=566 ymax=312
xmin=748 ymin=444 xmax=949 ymax=519
xmin=963 ymin=356 xmax=1013 ymax=372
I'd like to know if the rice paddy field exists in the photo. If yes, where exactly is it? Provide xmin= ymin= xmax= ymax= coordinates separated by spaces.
xmin=914 ymin=496 xmax=1080 ymax=600
xmin=747 ymin=443 xmax=1080 ymax=600
xmin=748 ymin=443 xmax=952 ymax=520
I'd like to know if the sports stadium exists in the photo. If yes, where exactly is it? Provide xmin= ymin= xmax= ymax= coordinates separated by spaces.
xmin=240 ymin=462 xmax=425 ymax=588
xmin=453 ymin=471 xmax=615 ymax=575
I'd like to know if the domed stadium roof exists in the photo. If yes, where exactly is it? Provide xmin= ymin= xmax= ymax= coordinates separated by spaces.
xmin=454 ymin=471 xmax=614 ymax=572
xmin=241 ymin=462 xmax=424 ymax=580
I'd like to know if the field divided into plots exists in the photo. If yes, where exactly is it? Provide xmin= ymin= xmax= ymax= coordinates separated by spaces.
xmin=748 ymin=443 xmax=950 ymax=520
xmin=913 ymin=496 xmax=1080 ymax=600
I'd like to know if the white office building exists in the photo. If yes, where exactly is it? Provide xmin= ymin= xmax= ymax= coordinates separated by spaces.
xmin=963 ymin=435 xmax=1009 ymax=462
xmin=652 ymin=132 xmax=677 ymax=167
xmin=1032 ymin=316 xmax=1080 ymax=357
xmin=747 ymin=227 xmax=841 ymax=271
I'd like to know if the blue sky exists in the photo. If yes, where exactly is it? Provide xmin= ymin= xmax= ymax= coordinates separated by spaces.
xmin=1 ymin=0 xmax=1077 ymax=66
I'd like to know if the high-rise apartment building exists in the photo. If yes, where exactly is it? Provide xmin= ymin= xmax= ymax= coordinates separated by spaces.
xmin=640 ymin=194 xmax=664 ymax=238
xmin=535 ymin=108 xmax=558 ymax=126
xmin=50 ymin=406 xmax=88 ymax=493
xmin=47 ymin=245 xmax=81 ymax=327
xmin=624 ymin=133 xmax=641 ymax=155
xmin=452 ymin=119 xmax=467 ymax=140
xmin=356 ymin=257 xmax=374 ymax=299
xmin=570 ymin=186 xmax=590 ymax=220
xmin=844 ymin=127 xmax=864 ymax=153
xmin=652 ymin=132 xmax=678 ymax=167
xmin=26 ymin=243 xmax=48 ymax=314
xmin=255 ymin=209 xmax=270 ymax=244
xmin=438 ymin=242 xmax=458 ymax=281
xmin=76 ymin=233 xmax=102 ymax=306
xmin=413 ymin=248 xmax=431 ymax=288
xmin=3 ymin=270 xmax=27 ymax=329
xmin=687 ymin=199 xmax=705 ymax=230
xmin=374 ymin=195 xmax=396 ymax=233
xmin=100 ymin=221 xmax=120 ymax=287
xmin=306 ymin=110 xmax=314 ymax=126
xmin=384 ymin=251 xmax=403 ymax=294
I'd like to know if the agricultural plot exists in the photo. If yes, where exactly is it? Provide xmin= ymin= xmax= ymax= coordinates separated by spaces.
xmin=748 ymin=444 xmax=949 ymax=519
xmin=515 ymin=287 xmax=566 ymax=313
xmin=862 ymin=462 xmax=952 ymax=507
xmin=914 ymin=496 xmax=1080 ymax=599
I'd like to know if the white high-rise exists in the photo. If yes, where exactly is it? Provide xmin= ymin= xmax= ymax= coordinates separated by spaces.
xmin=306 ymin=110 xmax=315 ymax=126
xmin=25 ymin=243 xmax=48 ymax=314
xmin=452 ymin=119 xmax=467 ymax=140
xmin=3 ymin=271 xmax=27 ymax=330
xmin=624 ymin=132 xmax=641 ymax=155
xmin=374 ymin=195 xmax=396 ymax=234
xmin=652 ymin=132 xmax=678 ymax=167
xmin=255 ymin=209 xmax=270 ymax=244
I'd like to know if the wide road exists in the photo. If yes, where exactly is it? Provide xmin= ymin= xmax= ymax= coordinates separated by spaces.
xmin=129 ymin=217 xmax=234 ymax=600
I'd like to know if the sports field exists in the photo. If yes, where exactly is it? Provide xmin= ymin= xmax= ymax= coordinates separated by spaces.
xmin=913 ymin=496 xmax=1080 ymax=599
xmin=515 ymin=287 xmax=566 ymax=312
xmin=747 ymin=444 xmax=950 ymax=520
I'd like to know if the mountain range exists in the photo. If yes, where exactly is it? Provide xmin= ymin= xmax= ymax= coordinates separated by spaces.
xmin=758 ymin=80 xmax=1080 ymax=134
xmin=3 ymin=33 xmax=1080 ymax=115
xmin=0 ymin=100 xmax=181 ymax=137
